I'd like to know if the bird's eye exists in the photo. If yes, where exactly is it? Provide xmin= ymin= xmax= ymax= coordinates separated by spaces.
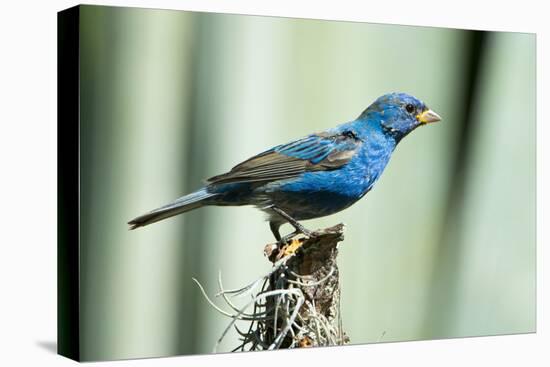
xmin=405 ymin=104 xmax=415 ymax=114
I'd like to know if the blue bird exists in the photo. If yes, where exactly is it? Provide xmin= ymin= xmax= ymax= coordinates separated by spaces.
xmin=128 ymin=92 xmax=441 ymax=242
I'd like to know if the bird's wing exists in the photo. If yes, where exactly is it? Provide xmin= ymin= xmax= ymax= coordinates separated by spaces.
xmin=206 ymin=130 xmax=363 ymax=185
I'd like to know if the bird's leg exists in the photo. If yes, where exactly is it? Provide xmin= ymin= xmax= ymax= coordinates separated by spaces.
xmin=279 ymin=230 xmax=301 ymax=244
xmin=270 ymin=206 xmax=312 ymax=241
xmin=269 ymin=221 xmax=282 ymax=242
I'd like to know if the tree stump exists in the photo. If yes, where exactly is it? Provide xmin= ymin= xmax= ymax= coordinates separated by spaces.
xmin=194 ymin=223 xmax=349 ymax=352
xmin=263 ymin=223 xmax=349 ymax=348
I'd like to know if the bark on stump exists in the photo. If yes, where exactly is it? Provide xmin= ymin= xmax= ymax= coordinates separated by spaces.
xmin=195 ymin=223 xmax=349 ymax=351
xmin=263 ymin=223 xmax=349 ymax=348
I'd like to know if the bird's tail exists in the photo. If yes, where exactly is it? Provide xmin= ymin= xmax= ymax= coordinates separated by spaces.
xmin=128 ymin=188 xmax=215 ymax=230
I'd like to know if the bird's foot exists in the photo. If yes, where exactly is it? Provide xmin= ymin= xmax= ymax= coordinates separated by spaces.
xmin=264 ymin=237 xmax=307 ymax=262
xmin=264 ymin=223 xmax=345 ymax=263
xmin=279 ymin=227 xmax=312 ymax=245
xmin=269 ymin=206 xmax=312 ymax=242
xmin=281 ymin=238 xmax=305 ymax=258
xmin=265 ymin=227 xmax=313 ymax=261
xmin=271 ymin=228 xmax=313 ymax=260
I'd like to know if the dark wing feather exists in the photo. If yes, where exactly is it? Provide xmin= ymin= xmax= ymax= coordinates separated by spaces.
xmin=206 ymin=131 xmax=362 ymax=185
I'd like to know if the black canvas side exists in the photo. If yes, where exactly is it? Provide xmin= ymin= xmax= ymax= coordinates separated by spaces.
xmin=57 ymin=5 xmax=81 ymax=362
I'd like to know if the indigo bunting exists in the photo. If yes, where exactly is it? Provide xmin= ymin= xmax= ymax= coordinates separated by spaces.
xmin=129 ymin=92 xmax=441 ymax=242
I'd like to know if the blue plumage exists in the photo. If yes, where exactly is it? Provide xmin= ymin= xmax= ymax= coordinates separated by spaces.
xmin=129 ymin=92 xmax=441 ymax=241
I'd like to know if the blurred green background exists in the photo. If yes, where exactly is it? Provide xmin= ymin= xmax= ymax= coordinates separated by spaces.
xmin=77 ymin=5 xmax=536 ymax=361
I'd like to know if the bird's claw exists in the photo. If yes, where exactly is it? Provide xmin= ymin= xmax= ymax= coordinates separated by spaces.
xmin=278 ymin=228 xmax=314 ymax=258
xmin=278 ymin=227 xmax=312 ymax=245
xmin=265 ymin=229 xmax=313 ymax=262
xmin=281 ymin=238 xmax=305 ymax=258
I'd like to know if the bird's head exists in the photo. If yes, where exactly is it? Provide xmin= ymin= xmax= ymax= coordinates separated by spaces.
xmin=359 ymin=92 xmax=441 ymax=142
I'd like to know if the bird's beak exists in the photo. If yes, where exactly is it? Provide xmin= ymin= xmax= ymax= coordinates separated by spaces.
xmin=417 ymin=109 xmax=441 ymax=124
